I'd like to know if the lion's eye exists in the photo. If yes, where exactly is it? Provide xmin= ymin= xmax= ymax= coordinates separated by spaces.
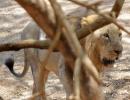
xmin=103 ymin=34 xmax=109 ymax=39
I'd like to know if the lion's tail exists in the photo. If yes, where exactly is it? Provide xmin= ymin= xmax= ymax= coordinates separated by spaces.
xmin=4 ymin=57 xmax=29 ymax=78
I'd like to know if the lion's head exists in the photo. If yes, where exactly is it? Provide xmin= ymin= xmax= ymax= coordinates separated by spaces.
xmin=85 ymin=24 xmax=123 ymax=72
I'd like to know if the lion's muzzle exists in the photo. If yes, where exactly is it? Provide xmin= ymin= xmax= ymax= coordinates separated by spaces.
xmin=102 ymin=58 xmax=115 ymax=66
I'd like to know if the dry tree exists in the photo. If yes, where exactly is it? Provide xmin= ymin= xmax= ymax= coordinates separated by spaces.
xmin=0 ymin=0 xmax=127 ymax=100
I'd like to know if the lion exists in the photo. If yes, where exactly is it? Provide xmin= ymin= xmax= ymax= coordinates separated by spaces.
xmin=4 ymin=21 xmax=122 ymax=99
xmin=84 ymin=24 xmax=122 ymax=72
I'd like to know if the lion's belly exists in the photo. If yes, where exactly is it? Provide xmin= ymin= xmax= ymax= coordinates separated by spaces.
xmin=38 ymin=49 xmax=64 ymax=73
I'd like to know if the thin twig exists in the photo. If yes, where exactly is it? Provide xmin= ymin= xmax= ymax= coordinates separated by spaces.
xmin=69 ymin=0 xmax=129 ymax=34
xmin=69 ymin=0 xmax=103 ymax=9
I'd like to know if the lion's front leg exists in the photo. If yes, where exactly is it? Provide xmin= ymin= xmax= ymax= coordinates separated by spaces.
xmin=31 ymin=68 xmax=49 ymax=100
xmin=26 ymin=50 xmax=49 ymax=100
xmin=57 ymin=63 xmax=74 ymax=99
xmin=57 ymin=62 xmax=104 ymax=100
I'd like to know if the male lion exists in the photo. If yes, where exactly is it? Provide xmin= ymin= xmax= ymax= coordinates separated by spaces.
xmin=4 ymin=22 xmax=122 ymax=99
xmin=84 ymin=24 xmax=123 ymax=72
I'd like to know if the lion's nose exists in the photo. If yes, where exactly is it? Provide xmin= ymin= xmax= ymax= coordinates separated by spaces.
xmin=114 ymin=50 xmax=122 ymax=55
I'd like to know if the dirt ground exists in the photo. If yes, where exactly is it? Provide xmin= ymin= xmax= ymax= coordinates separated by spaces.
xmin=0 ymin=0 xmax=130 ymax=100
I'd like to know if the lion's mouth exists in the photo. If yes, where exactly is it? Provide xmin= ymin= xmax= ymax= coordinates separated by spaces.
xmin=102 ymin=58 xmax=115 ymax=66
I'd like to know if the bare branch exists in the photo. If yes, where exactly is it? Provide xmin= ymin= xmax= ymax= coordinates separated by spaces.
xmin=72 ymin=0 xmax=125 ymax=39
xmin=15 ymin=0 xmax=125 ymax=40
xmin=49 ymin=1 xmax=103 ymax=99
xmin=0 ymin=39 xmax=52 ymax=52
xmin=15 ymin=0 xmax=56 ymax=36
xmin=15 ymin=0 xmax=76 ymax=71
xmin=111 ymin=0 xmax=125 ymax=17
xmin=49 ymin=0 xmax=99 ymax=82
xmin=76 ymin=0 xmax=129 ymax=34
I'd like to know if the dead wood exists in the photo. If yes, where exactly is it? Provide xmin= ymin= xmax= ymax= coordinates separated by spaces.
xmin=0 ymin=39 xmax=51 ymax=52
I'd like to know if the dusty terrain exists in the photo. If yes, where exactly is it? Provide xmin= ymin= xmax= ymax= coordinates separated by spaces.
xmin=0 ymin=0 xmax=130 ymax=100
